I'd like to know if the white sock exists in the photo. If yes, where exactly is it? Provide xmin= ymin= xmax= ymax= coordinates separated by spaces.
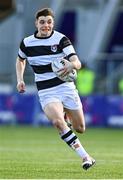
xmin=61 ymin=129 xmax=89 ymax=159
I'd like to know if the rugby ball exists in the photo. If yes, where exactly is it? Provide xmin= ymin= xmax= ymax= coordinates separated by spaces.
xmin=51 ymin=59 xmax=77 ymax=82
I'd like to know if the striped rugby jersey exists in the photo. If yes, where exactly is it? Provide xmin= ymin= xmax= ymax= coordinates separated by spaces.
xmin=18 ymin=30 xmax=76 ymax=90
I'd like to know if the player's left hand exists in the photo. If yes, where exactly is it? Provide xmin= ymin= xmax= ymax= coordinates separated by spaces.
xmin=57 ymin=60 xmax=74 ymax=77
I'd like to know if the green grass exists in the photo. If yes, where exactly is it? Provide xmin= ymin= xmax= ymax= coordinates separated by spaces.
xmin=0 ymin=126 xmax=123 ymax=179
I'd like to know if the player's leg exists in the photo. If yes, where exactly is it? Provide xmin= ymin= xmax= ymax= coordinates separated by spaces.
xmin=64 ymin=111 xmax=73 ymax=129
xmin=43 ymin=102 xmax=95 ymax=170
xmin=64 ymin=107 xmax=85 ymax=133
xmin=44 ymin=101 xmax=69 ymax=132
xmin=62 ymin=88 xmax=95 ymax=170
xmin=64 ymin=107 xmax=95 ymax=170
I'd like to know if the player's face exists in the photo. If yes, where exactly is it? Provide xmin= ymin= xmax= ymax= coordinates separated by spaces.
xmin=35 ymin=16 xmax=54 ymax=37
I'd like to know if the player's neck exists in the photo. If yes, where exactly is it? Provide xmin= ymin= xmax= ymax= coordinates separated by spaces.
xmin=37 ymin=31 xmax=52 ymax=37
xmin=35 ymin=30 xmax=54 ymax=39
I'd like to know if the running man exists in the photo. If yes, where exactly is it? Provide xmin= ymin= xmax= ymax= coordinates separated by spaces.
xmin=16 ymin=7 xmax=95 ymax=170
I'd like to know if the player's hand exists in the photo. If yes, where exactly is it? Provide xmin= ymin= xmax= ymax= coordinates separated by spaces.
xmin=17 ymin=81 xmax=26 ymax=93
xmin=57 ymin=59 xmax=74 ymax=77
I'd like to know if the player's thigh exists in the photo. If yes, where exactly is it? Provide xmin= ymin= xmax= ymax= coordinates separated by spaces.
xmin=44 ymin=102 xmax=69 ymax=132
xmin=65 ymin=107 xmax=85 ymax=132
xmin=44 ymin=102 xmax=64 ymax=121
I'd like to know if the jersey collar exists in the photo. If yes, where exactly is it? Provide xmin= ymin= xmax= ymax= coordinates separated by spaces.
xmin=34 ymin=30 xmax=54 ymax=39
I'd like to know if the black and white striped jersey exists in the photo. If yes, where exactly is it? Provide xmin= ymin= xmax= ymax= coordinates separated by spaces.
xmin=18 ymin=30 xmax=76 ymax=90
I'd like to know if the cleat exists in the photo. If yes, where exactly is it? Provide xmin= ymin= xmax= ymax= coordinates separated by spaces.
xmin=82 ymin=157 xmax=95 ymax=170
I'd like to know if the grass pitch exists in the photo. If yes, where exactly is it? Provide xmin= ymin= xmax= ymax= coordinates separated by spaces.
xmin=0 ymin=125 xmax=123 ymax=179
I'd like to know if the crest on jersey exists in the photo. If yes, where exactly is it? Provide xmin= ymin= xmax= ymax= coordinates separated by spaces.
xmin=51 ymin=45 xmax=57 ymax=52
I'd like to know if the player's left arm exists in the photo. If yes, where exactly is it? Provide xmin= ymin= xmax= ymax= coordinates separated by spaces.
xmin=60 ymin=36 xmax=81 ymax=75
xmin=58 ymin=54 xmax=81 ymax=77
xmin=59 ymin=55 xmax=81 ymax=77
xmin=69 ymin=54 xmax=81 ymax=70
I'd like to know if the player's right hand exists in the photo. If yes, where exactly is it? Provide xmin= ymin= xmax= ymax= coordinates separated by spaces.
xmin=17 ymin=81 xmax=26 ymax=93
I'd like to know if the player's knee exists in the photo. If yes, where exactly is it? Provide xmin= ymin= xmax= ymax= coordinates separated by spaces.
xmin=75 ymin=125 xmax=85 ymax=133
xmin=52 ymin=119 xmax=60 ymax=128
xmin=52 ymin=119 xmax=64 ymax=129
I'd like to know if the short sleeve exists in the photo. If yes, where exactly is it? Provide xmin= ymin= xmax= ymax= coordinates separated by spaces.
xmin=18 ymin=39 xmax=27 ymax=59
xmin=59 ymin=36 xmax=72 ymax=49
xmin=59 ymin=36 xmax=76 ymax=58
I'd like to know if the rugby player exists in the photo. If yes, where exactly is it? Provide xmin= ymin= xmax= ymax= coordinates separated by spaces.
xmin=16 ymin=7 xmax=95 ymax=170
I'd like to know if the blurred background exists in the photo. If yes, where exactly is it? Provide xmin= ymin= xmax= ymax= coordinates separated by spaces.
xmin=0 ymin=0 xmax=123 ymax=128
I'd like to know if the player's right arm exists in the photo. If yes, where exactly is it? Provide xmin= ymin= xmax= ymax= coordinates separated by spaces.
xmin=16 ymin=57 xmax=26 ymax=93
